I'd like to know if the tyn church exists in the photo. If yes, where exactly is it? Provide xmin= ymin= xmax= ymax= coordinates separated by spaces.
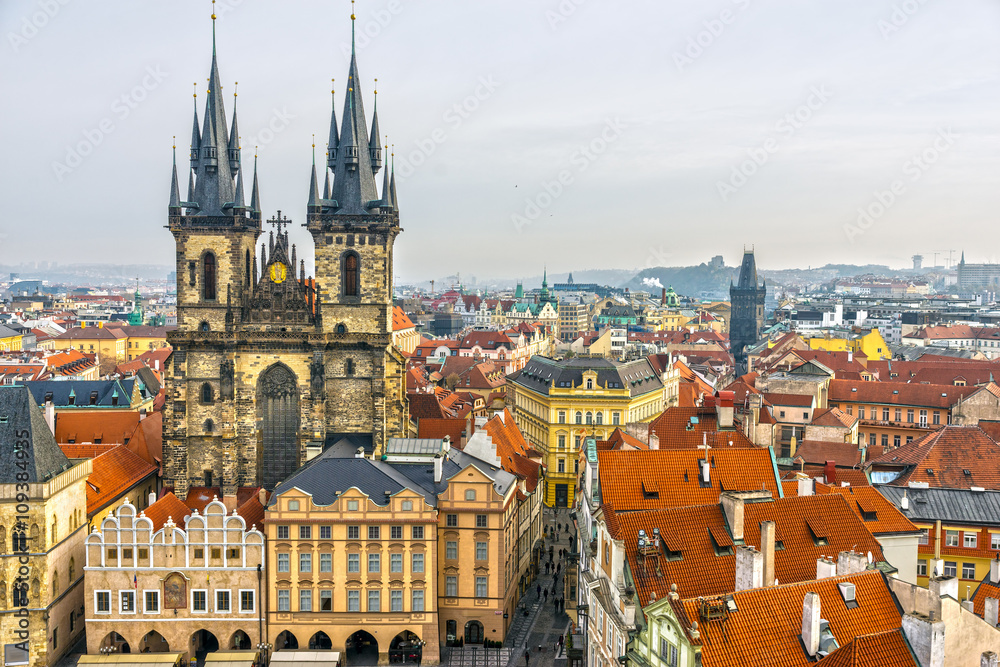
xmin=164 ymin=10 xmax=408 ymax=499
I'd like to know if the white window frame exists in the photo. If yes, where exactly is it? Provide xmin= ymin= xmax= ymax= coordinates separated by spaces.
xmin=320 ymin=552 xmax=333 ymax=573
xmin=992 ymin=533 xmax=1000 ymax=550
xmin=215 ymin=589 xmax=231 ymax=613
xmin=964 ymin=532 xmax=978 ymax=548
xmin=191 ymin=589 xmax=208 ymax=613
xmin=412 ymin=553 xmax=424 ymax=573
xmin=238 ymin=589 xmax=256 ymax=614
xmin=412 ymin=589 xmax=424 ymax=612
xmin=95 ymin=590 xmax=112 ymax=614
xmin=277 ymin=589 xmax=290 ymax=612
xmin=348 ymin=589 xmax=361 ymax=612
xmin=391 ymin=589 xmax=403 ymax=612
xmin=119 ymin=590 xmax=136 ymax=615
xmin=143 ymin=589 xmax=160 ymax=615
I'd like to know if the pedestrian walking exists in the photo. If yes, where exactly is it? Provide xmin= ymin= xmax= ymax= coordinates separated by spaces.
xmin=537 ymin=584 xmax=541 ymax=597
xmin=544 ymin=588 xmax=549 ymax=602
xmin=525 ymin=650 xmax=530 ymax=666
xmin=545 ymin=562 xmax=550 ymax=574
xmin=560 ymin=596 xmax=565 ymax=611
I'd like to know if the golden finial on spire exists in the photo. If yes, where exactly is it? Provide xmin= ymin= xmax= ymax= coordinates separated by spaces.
xmin=374 ymin=78 xmax=378 ymax=95
xmin=331 ymin=78 xmax=335 ymax=95
xmin=234 ymin=81 xmax=238 ymax=98
xmin=211 ymin=0 xmax=217 ymax=20
xmin=312 ymin=133 xmax=315 ymax=149
xmin=193 ymin=82 xmax=197 ymax=98
xmin=173 ymin=135 xmax=176 ymax=149
xmin=255 ymin=145 xmax=258 ymax=159
xmin=238 ymin=135 xmax=241 ymax=150
xmin=351 ymin=0 xmax=356 ymax=21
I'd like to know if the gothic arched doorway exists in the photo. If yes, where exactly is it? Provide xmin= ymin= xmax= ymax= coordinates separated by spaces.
xmin=258 ymin=364 xmax=300 ymax=488
xmin=345 ymin=630 xmax=378 ymax=666
xmin=465 ymin=621 xmax=484 ymax=645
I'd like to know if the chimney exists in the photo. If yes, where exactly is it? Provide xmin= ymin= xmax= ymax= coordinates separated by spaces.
xmin=258 ymin=487 xmax=267 ymax=506
xmin=155 ymin=359 xmax=160 ymax=371
xmin=700 ymin=457 xmax=711 ymax=486
xmin=901 ymin=491 xmax=910 ymax=511
xmin=735 ymin=546 xmax=763 ymax=591
xmin=801 ymin=592 xmax=821 ymax=658
xmin=797 ymin=475 xmax=814 ymax=497
xmin=355 ymin=447 xmax=366 ymax=459
xmin=985 ymin=598 xmax=999 ymax=627
xmin=720 ymin=493 xmax=744 ymax=541
xmin=902 ymin=613 xmax=945 ymax=667
xmin=442 ymin=435 xmax=452 ymax=453
xmin=962 ymin=600 xmax=975 ymax=613
xmin=661 ymin=287 xmax=667 ymax=306
xmin=717 ymin=403 xmax=734 ymax=429
xmin=992 ymin=555 xmax=1000 ymax=585
xmin=139 ymin=408 xmax=147 ymax=421
xmin=148 ymin=491 xmax=157 ymax=506
xmin=434 ymin=454 xmax=443 ymax=484
xmin=982 ymin=652 xmax=999 ymax=667
xmin=837 ymin=551 xmax=867 ymax=576
xmin=44 ymin=398 xmax=55 ymax=435
xmin=648 ymin=432 xmax=659 ymax=450
xmin=824 ymin=460 xmax=836 ymax=485
xmin=930 ymin=575 xmax=959 ymax=601
xmin=848 ymin=350 xmax=853 ymax=363
xmin=761 ymin=521 xmax=776 ymax=587
xmin=816 ymin=557 xmax=837 ymax=580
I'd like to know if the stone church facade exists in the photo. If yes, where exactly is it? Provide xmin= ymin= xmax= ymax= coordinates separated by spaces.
xmin=163 ymin=16 xmax=408 ymax=499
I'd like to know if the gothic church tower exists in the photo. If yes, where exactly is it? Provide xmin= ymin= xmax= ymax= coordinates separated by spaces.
xmin=729 ymin=249 xmax=767 ymax=376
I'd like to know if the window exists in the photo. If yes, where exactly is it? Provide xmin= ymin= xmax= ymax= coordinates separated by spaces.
xmin=368 ymin=526 xmax=380 ymax=540
xmin=240 ymin=590 xmax=255 ymax=612
xmin=447 ymin=514 xmax=458 ymax=527
xmin=918 ymin=529 xmax=929 ymax=545
xmin=391 ymin=553 xmax=403 ymax=573
xmin=203 ymin=252 xmax=217 ymax=300
xmin=596 ymin=412 xmax=603 ymax=425
xmin=946 ymin=530 xmax=960 ymax=547
xmin=412 ymin=526 xmax=424 ymax=539
xmin=277 ymin=526 xmax=289 ymax=540
xmin=299 ymin=526 xmax=311 ymax=539
xmin=845 ymin=406 xmax=852 ymax=416
xmin=558 ymin=434 xmax=566 ymax=449
xmin=320 ymin=590 xmax=333 ymax=612
xmin=368 ymin=589 xmax=380 ymax=612
xmin=211 ymin=547 xmax=221 ymax=560
xmin=347 ymin=500 xmax=359 ymax=511
xmin=320 ymin=553 xmax=332 ymax=572
xmin=107 ymin=548 xmax=118 ymax=562
xmin=858 ymin=407 xmax=865 ymax=420
xmin=216 ymin=590 xmax=230 ymax=612
xmin=348 ymin=526 xmax=360 ymax=540
xmin=391 ymin=526 xmax=403 ymax=540
xmin=476 ymin=576 xmax=488 ymax=598
xmin=446 ymin=576 xmax=458 ymax=597
xmin=446 ymin=541 xmax=458 ymax=560
xmin=933 ymin=411 xmax=941 ymax=425
xmin=402 ymin=500 xmax=413 ymax=511
xmin=917 ymin=559 xmax=928 ymax=577
xmin=299 ymin=590 xmax=312 ymax=612
xmin=586 ymin=378 xmax=593 ymax=389
xmin=465 ymin=489 xmax=477 ymax=501
xmin=194 ymin=548 xmax=205 ymax=560
xmin=412 ymin=589 xmax=424 ymax=611
xmin=586 ymin=412 xmax=593 ymax=425
xmin=992 ymin=534 xmax=1000 ymax=550
xmin=144 ymin=590 xmax=160 ymax=613
xmin=348 ymin=590 xmax=360 ymax=612
xmin=193 ymin=590 xmax=207 ymax=612
xmin=919 ymin=409 xmax=927 ymax=426
xmin=96 ymin=591 xmax=111 ymax=613
xmin=893 ymin=435 xmax=900 ymax=447
xmin=558 ymin=411 xmax=566 ymax=424
xmin=477 ymin=514 xmax=488 ymax=528
xmin=963 ymin=562 xmax=977 ymax=579
xmin=964 ymin=532 xmax=978 ymax=548
xmin=659 ymin=639 xmax=679 ymax=667
xmin=277 ymin=553 xmax=290 ymax=573
xmin=882 ymin=408 xmax=890 ymax=421
xmin=613 ymin=412 xmax=621 ymax=426
xmin=228 ymin=547 xmax=240 ymax=560
xmin=391 ymin=589 xmax=403 ymax=612
xmin=320 ymin=526 xmax=331 ymax=540
xmin=907 ymin=409 xmax=914 ymax=423
xmin=558 ymin=459 xmax=565 ymax=473
xmin=894 ymin=409 xmax=901 ymax=422
xmin=300 ymin=553 xmax=312 ymax=573
xmin=348 ymin=553 xmax=360 ymax=572
xmin=943 ymin=561 xmax=957 ymax=577
xmin=412 ymin=553 xmax=424 ymax=573
xmin=575 ymin=412 xmax=583 ymax=424
xmin=881 ymin=434 xmax=889 ymax=447
xmin=278 ymin=589 xmax=290 ymax=612
xmin=120 ymin=591 xmax=135 ymax=613
xmin=368 ymin=553 xmax=380 ymax=573
xmin=343 ymin=252 xmax=360 ymax=297
xmin=476 ymin=542 xmax=488 ymax=560
xmin=869 ymin=433 xmax=877 ymax=447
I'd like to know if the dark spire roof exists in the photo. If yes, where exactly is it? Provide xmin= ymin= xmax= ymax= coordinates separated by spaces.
xmin=187 ymin=168 xmax=196 ymax=204
xmin=389 ymin=152 xmax=398 ymax=212
xmin=189 ymin=85 xmax=201 ymax=169
xmin=0 ymin=386 xmax=72 ymax=484
xmin=327 ymin=82 xmax=340 ymax=169
xmin=369 ymin=83 xmax=383 ymax=173
xmin=250 ymin=151 xmax=260 ymax=214
xmin=380 ymin=144 xmax=392 ymax=210
xmin=323 ymin=165 xmax=331 ymax=200
xmin=233 ymin=146 xmax=246 ymax=210
xmin=169 ymin=143 xmax=181 ymax=212
xmin=737 ymin=249 xmax=760 ymax=289
xmin=227 ymin=87 xmax=241 ymax=175
xmin=307 ymin=142 xmax=321 ymax=209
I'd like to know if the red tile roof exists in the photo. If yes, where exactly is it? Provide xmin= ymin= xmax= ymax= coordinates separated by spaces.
xmin=597 ymin=448 xmax=781 ymax=513
xmin=55 ymin=411 xmax=140 ymax=446
xmin=619 ymin=494 xmax=886 ymax=603
xmin=236 ymin=490 xmax=268 ymax=531
xmin=810 ymin=407 xmax=857 ymax=429
xmin=970 ymin=568 xmax=1000 ymax=618
xmin=86 ymin=445 xmax=159 ymax=515
xmin=141 ymin=492 xmax=192 ymax=531
xmin=793 ymin=440 xmax=863 ymax=468
xmin=185 ymin=486 xmax=222 ymax=513
xmin=599 ymin=428 xmax=648 ymax=451
xmin=483 ymin=410 xmax=541 ymax=492
xmin=60 ymin=443 xmax=118 ymax=459
xmin=820 ymin=485 xmax=919 ymax=536
xmin=648 ymin=407 xmax=754 ymax=450
xmin=417 ymin=418 xmax=467 ymax=443
xmin=865 ymin=425 xmax=1000 ymax=490
xmin=679 ymin=570 xmax=903 ymax=667
xmin=392 ymin=306 xmax=415 ymax=331
xmin=829 ymin=379 xmax=980 ymax=408
xmin=816 ymin=628 xmax=919 ymax=667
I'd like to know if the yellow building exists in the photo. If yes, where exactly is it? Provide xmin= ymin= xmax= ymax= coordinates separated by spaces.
xmin=112 ymin=325 xmax=171 ymax=361
xmin=0 ymin=324 xmax=23 ymax=351
xmin=51 ymin=325 xmax=128 ymax=372
xmin=508 ymin=356 xmax=665 ymax=507
xmin=0 ymin=385 xmax=91 ymax=667
xmin=804 ymin=328 xmax=890 ymax=361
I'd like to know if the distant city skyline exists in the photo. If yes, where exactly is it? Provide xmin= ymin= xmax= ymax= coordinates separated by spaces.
xmin=2 ymin=0 xmax=998 ymax=281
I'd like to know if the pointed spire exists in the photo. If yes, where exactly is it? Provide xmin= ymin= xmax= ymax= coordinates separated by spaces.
xmin=233 ymin=140 xmax=246 ymax=211
xmin=389 ymin=145 xmax=398 ymax=212
xmin=189 ymin=83 xmax=201 ymax=168
xmin=228 ymin=82 xmax=240 ymax=175
xmin=291 ymin=244 xmax=297 ymax=270
xmin=380 ymin=142 xmax=392 ymax=210
xmin=327 ymin=79 xmax=339 ymax=169
xmin=369 ymin=79 xmax=383 ymax=173
xmin=187 ymin=168 xmax=196 ymax=202
xmin=308 ymin=136 xmax=321 ymax=210
xmin=260 ymin=238 xmax=267 ymax=271
xmin=169 ymin=138 xmax=182 ymax=212
xmin=250 ymin=147 xmax=261 ymax=216
xmin=323 ymin=164 xmax=331 ymax=200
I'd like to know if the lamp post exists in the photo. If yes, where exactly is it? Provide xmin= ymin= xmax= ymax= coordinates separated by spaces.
xmin=256 ymin=642 xmax=273 ymax=667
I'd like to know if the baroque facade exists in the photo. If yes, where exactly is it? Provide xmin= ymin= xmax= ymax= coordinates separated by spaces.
xmin=163 ymin=13 xmax=408 ymax=497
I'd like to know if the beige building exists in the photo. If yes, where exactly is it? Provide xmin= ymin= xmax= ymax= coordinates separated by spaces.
xmin=84 ymin=497 xmax=265 ymax=661
xmin=557 ymin=299 xmax=591 ymax=343
xmin=0 ymin=385 xmax=91 ymax=667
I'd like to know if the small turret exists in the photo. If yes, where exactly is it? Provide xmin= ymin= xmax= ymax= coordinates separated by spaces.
xmin=168 ymin=140 xmax=182 ymax=214
xmin=307 ymin=139 xmax=321 ymax=212
xmin=327 ymin=80 xmax=339 ymax=168
xmin=189 ymin=84 xmax=201 ymax=168
xmin=250 ymin=149 xmax=261 ymax=219
xmin=369 ymin=80 xmax=383 ymax=173
xmin=227 ymin=84 xmax=240 ymax=175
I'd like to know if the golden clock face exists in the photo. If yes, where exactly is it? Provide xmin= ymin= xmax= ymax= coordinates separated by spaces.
xmin=269 ymin=262 xmax=287 ymax=284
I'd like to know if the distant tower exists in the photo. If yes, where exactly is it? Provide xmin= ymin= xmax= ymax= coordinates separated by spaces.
xmin=730 ymin=249 xmax=766 ymax=375
xmin=912 ymin=255 xmax=923 ymax=271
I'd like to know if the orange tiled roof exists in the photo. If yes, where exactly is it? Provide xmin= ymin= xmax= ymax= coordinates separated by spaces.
xmin=55 ymin=411 xmax=140 ymax=446
xmin=829 ymin=379 xmax=979 ymax=408
xmin=484 ymin=410 xmax=541 ymax=492
xmin=816 ymin=628 xmax=918 ymax=667
xmin=866 ymin=425 xmax=1000 ymax=490
xmin=679 ymin=570 xmax=903 ymax=667
xmin=619 ymin=494 xmax=886 ymax=603
xmin=417 ymin=418 xmax=467 ymax=443
xmin=970 ymin=568 xmax=1000 ymax=618
xmin=185 ymin=486 xmax=222 ymax=513
xmin=87 ymin=445 xmax=159 ymax=515
xmin=236 ymin=490 xmax=268 ymax=531
xmin=811 ymin=407 xmax=857 ymax=429
xmin=820 ymin=485 xmax=918 ymax=536
xmin=597 ymin=448 xmax=781 ymax=513
xmin=392 ymin=306 xmax=415 ymax=331
xmin=793 ymin=440 xmax=863 ymax=468
xmin=142 ymin=492 xmax=192 ymax=531
xmin=60 ymin=443 xmax=118 ymax=459
xmin=648 ymin=407 xmax=754 ymax=449
xmin=599 ymin=428 xmax=649 ymax=451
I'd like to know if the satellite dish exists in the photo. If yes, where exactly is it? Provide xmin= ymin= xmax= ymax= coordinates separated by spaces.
xmin=867 ymin=551 xmax=873 ymax=564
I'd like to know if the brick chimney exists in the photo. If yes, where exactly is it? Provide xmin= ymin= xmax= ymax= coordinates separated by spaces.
xmin=720 ymin=493 xmax=745 ymax=541
xmin=801 ymin=592 xmax=821 ymax=657
xmin=735 ymin=546 xmax=763 ymax=591
xmin=837 ymin=551 xmax=867 ymax=576
xmin=661 ymin=287 xmax=667 ymax=306
xmin=824 ymin=460 xmax=836 ymax=485
xmin=761 ymin=521 xmax=776 ymax=587
xmin=902 ymin=613 xmax=945 ymax=667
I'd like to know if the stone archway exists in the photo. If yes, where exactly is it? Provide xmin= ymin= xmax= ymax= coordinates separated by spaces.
xmin=230 ymin=630 xmax=252 ymax=650
xmin=258 ymin=363 xmax=301 ymax=488
xmin=389 ymin=631 xmax=422 ymax=664
xmin=309 ymin=631 xmax=333 ymax=650
xmin=275 ymin=631 xmax=299 ymax=651
xmin=140 ymin=630 xmax=169 ymax=653
xmin=102 ymin=632 xmax=130 ymax=654
xmin=345 ymin=630 xmax=378 ymax=666
xmin=190 ymin=629 xmax=220 ymax=667
xmin=465 ymin=621 xmax=484 ymax=645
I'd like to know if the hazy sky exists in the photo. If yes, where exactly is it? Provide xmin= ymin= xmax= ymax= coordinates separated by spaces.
xmin=2 ymin=0 xmax=998 ymax=283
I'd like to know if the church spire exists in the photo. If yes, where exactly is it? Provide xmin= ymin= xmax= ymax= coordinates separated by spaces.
xmin=233 ymin=141 xmax=246 ymax=212
xmin=327 ymin=79 xmax=339 ymax=169
xmin=307 ymin=137 xmax=321 ymax=211
xmin=250 ymin=147 xmax=261 ymax=217
xmin=189 ymin=83 xmax=200 ymax=168
xmin=227 ymin=82 xmax=240 ymax=175
xmin=169 ymin=139 xmax=182 ymax=213
xmin=380 ymin=143 xmax=392 ymax=211
xmin=389 ymin=146 xmax=398 ymax=212
xmin=369 ymin=79 xmax=383 ymax=173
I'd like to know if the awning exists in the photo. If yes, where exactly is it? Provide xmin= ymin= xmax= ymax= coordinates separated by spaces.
xmin=270 ymin=651 xmax=341 ymax=667
xmin=204 ymin=651 xmax=261 ymax=667
xmin=78 ymin=654 xmax=183 ymax=667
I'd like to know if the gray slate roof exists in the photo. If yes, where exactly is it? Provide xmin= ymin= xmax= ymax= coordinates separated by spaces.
xmin=509 ymin=355 xmax=663 ymax=398
xmin=0 ymin=385 xmax=73 ymax=483
xmin=22 ymin=379 xmax=146 ymax=408
xmin=878 ymin=485 xmax=1000 ymax=526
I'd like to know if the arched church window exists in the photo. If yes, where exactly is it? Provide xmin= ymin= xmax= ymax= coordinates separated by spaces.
xmin=343 ymin=252 xmax=359 ymax=297
xmin=205 ymin=419 xmax=214 ymax=433
xmin=345 ymin=359 xmax=355 ymax=376
xmin=336 ymin=324 xmax=347 ymax=335
xmin=203 ymin=252 xmax=217 ymax=300
xmin=201 ymin=383 xmax=214 ymax=404
xmin=246 ymin=249 xmax=252 ymax=285
xmin=200 ymin=321 xmax=210 ymax=332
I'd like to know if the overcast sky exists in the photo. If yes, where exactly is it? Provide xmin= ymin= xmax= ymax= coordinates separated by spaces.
xmin=2 ymin=0 xmax=998 ymax=283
